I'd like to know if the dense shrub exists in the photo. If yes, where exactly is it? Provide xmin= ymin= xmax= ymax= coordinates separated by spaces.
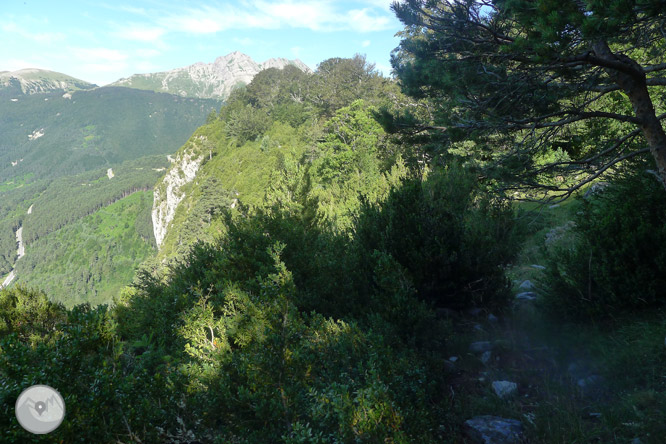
xmin=542 ymin=162 xmax=666 ymax=319
xmin=353 ymin=164 xmax=517 ymax=310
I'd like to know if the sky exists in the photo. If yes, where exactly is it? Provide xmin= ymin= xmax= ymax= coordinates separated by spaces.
xmin=0 ymin=0 xmax=404 ymax=86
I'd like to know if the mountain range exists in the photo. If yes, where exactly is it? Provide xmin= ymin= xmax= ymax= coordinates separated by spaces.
xmin=0 ymin=52 xmax=310 ymax=100
xmin=110 ymin=51 xmax=310 ymax=99
xmin=0 ymin=69 xmax=96 ymax=97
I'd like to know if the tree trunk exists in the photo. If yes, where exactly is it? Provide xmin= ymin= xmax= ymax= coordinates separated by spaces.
xmin=593 ymin=41 xmax=666 ymax=189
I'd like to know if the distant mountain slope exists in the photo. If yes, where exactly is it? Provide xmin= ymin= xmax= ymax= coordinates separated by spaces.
xmin=0 ymin=86 xmax=219 ymax=182
xmin=110 ymin=51 xmax=311 ymax=99
xmin=0 ymin=69 xmax=96 ymax=97
xmin=0 ymin=85 xmax=218 ymax=293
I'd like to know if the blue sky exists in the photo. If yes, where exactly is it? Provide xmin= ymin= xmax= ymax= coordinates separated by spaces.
xmin=0 ymin=0 xmax=403 ymax=85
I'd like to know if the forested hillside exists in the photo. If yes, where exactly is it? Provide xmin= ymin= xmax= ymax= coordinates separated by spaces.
xmin=0 ymin=85 xmax=218 ymax=301
xmin=2 ymin=1 xmax=666 ymax=443
xmin=0 ymin=86 xmax=218 ymax=181
xmin=153 ymin=56 xmax=407 ymax=261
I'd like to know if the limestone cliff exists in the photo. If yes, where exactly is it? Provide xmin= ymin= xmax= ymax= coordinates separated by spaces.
xmin=151 ymin=135 xmax=207 ymax=248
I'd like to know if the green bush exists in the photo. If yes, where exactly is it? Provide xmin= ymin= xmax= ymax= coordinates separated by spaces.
xmin=542 ymin=162 xmax=666 ymax=319
xmin=353 ymin=164 xmax=517 ymax=310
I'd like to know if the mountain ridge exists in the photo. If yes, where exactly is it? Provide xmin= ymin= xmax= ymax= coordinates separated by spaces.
xmin=0 ymin=69 xmax=96 ymax=97
xmin=110 ymin=51 xmax=311 ymax=99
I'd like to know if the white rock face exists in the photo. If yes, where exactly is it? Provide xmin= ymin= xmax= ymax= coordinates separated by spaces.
xmin=1 ymin=270 xmax=15 ymax=289
xmin=112 ymin=51 xmax=311 ymax=99
xmin=107 ymin=168 xmax=114 ymax=179
xmin=492 ymin=381 xmax=518 ymax=398
xmin=0 ymin=69 xmax=94 ymax=95
xmin=16 ymin=227 xmax=24 ymax=259
xmin=152 ymin=139 xmax=206 ymax=247
xmin=28 ymin=129 xmax=44 ymax=140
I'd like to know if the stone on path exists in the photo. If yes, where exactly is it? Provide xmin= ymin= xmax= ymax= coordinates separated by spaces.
xmin=464 ymin=415 xmax=524 ymax=444
xmin=492 ymin=381 xmax=517 ymax=398
xmin=518 ymin=280 xmax=534 ymax=290
xmin=530 ymin=264 xmax=546 ymax=270
xmin=470 ymin=341 xmax=493 ymax=353
xmin=481 ymin=351 xmax=492 ymax=365
xmin=515 ymin=292 xmax=538 ymax=301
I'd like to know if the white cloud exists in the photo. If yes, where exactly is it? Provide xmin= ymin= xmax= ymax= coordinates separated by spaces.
xmin=159 ymin=5 xmax=277 ymax=34
xmin=117 ymin=25 xmax=165 ymax=42
xmin=291 ymin=46 xmax=303 ymax=57
xmin=83 ymin=62 xmax=128 ymax=73
xmin=2 ymin=58 xmax=49 ymax=72
xmin=375 ymin=62 xmax=393 ymax=77
xmin=136 ymin=48 xmax=161 ymax=58
xmin=2 ymin=22 xmax=65 ymax=43
xmin=155 ymin=1 xmax=394 ymax=34
xmin=256 ymin=1 xmax=335 ymax=31
xmin=135 ymin=61 xmax=160 ymax=72
xmin=72 ymin=47 xmax=128 ymax=62
xmin=360 ymin=0 xmax=395 ymax=12
xmin=347 ymin=8 xmax=392 ymax=32
xmin=362 ymin=40 xmax=371 ymax=47
xmin=233 ymin=37 xmax=256 ymax=46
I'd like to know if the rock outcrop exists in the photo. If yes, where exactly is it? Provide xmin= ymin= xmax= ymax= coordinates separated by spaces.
xmin=152 ymin=136 xmax=207 ymax=247
xmin=464 ymin=416 xmax=524 ymax=444
xmin=111 ymin=52 xmax=311 ymax=100
xmin=0 ymin=69 xmax=95 ymax=96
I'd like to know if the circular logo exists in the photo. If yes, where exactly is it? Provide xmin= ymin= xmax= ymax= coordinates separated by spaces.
xmin=15 ymin=385 xmax=65 ymax=434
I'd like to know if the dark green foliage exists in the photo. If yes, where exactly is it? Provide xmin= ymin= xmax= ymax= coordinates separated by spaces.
xmin=390 ymin=0 xmax=666 ymax=198
xmin=246 ymin=65 xmax=309 ymax=110
xmin=0 ymin=84 xmax=215 ymax=297
xmin=354 ymin=165 xmax=517 ymax=309
xmin=308 ymin=55 xmax=397 ymax=116
xmin=0 ymin=290 xmax=175 ymax=443
xmin=0 ymin=286 xmax=66 ymax=342
xmin=542 ymin=161 xmax=666 ymax=319
xmin=225 ymin=104 xmax=272 ymax=145
xmin=114 ymin=229 xmax=447 ymax=443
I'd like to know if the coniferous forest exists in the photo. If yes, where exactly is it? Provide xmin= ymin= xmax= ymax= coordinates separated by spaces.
xmin=3 ymin=2 xmax=666 ymax=443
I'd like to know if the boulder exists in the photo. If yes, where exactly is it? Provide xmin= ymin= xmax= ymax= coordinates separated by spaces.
xmin=492 ymin=381 xmax=517 ymax=398
xmin=584 ymin=181 xmax=609 ymax=198
xmin=515 ymin=292 xmax=538 ymax=301
xmin=470 ymin=341 xmax=493 ymax=353
xmin=518 ymin=280 xmax=534 ymax=290
xmin=464 ymin=416 xmax=524 ymax=444
xmin=481 ymin=351 xmax=492 ymax=365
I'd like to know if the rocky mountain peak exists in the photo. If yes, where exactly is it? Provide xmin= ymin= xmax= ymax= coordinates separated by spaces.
xmin=0 ymin=69 xmax=96 ymax=96
xmin=111 ymin=51 xmax=310 ymax=100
